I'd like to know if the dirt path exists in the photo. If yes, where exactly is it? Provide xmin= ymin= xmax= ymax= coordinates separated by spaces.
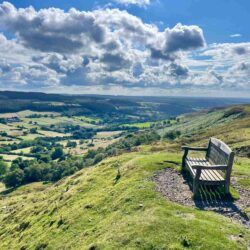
xmin=154 ymin=167 xmax=250 ymax=228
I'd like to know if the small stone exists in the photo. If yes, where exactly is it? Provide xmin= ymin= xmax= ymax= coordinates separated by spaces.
xmin=84 ymin=204 xmax=93 ymax=209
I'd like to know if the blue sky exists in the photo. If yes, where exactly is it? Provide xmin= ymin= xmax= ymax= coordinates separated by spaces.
xmin=0 ymin=0 xmax=249 ymax=97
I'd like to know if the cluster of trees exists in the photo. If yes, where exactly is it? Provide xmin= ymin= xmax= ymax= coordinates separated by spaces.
xmin=0 ymin=137 xmax=64 ymax=154
xmin=39 ymin=123 xmax=96 ymax=140
xmin=25 ymin=114 xmax=55 ymax=118
xmin=0 ymin=131 xmax=8 ymax=137
xmin=163 ymin=130 xmax=181 ymax=140
xmin=0 ymin=130 xmax=160 ymax=188
xmin=1 ymin=156 xmax=81 ymax=188
xmin=0 ymin=118 xmax=7 ymax=124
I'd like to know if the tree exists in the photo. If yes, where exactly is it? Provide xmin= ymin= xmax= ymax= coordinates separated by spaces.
xmin=94 ymin=153 xmax=105 ymax=164
xmin=11 ymin=158 xmax=30 ymax=170
xmin=66 ymin=141 xmax=77 ymax=148
xmin=31 ymin=145 xmax=45 ymax=154
xmin=3 ymin=169 xmax=24 ymax=188
xmin=163 ymin=130 xmax=181 ymax=140
xmin=30 ymin=127 xmax=37 ymax=134
xmin=51 ymin=147 xmax=64 ymax=160
xmin=37 ymin=154 xmax=51 ymax=163
xmin=0 ymin=160 xmax=7 ymax=176
xmin=24 ymin=164 xmax=42 ymax=183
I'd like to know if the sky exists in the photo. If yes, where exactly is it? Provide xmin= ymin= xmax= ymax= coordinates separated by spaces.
xmin=0 ymin=0 xmax=249 ymax=97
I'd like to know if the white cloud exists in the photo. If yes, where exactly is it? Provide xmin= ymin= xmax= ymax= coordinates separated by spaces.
xmin=230 ymin=34 xmax=242 ymax=38
xmin=113 ymin=0 xmax=150 ymax=7
xmin=0 ymin=2 xmax=106 ymax=53
xmin=0 ymin=2 xmax=249 ymax=96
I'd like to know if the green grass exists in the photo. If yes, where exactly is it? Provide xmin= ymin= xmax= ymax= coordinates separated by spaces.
xmin=19 ymin=133 xmax=43 ymax=140
xmin=121 ymin=121 xmax=153 ymax=129
xmin=0 ymin=148 xmax=249 ymax=249
xmin=0 ymin=139 xmax=19 ymax=145
xmin=17 ymin=110 xmax=60 ymax=118
xmin=11 ymin=147 xmax=32 ymax=154
xmin=73 ymin=115 xmax=102 ymax=123
xmin=22 ymin=115 xmax=98 ymax=128
xmin=38 ymin=130 xmax=69 ymax=137
xmin=237 ymin=179 xmax=250 ymax=190
xmin=0 ymin=154 xmax=34 ymax=162
xmin=0 ymin=123 xmax=12 ymax=132
xmin=0 ymin=183 xmax=5 ymax=192
xmin=159 ymin=105 xmax=250 ymax=149
xmin=94 ymin=131 xmax=122 ymax=139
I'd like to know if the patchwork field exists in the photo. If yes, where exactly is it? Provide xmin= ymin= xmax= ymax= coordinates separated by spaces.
xmin=0 ymin=109 xmax=125 ymax=167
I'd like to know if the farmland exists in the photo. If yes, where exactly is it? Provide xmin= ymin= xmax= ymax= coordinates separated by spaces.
xmin=0 ymin=91 xmax=249 ymax=172
xmin=0 ymin=110 xmax=121 ymax=167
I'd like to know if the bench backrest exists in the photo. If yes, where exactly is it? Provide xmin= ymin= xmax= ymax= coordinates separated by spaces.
xmin=206 ymin=138 xmax=234 ymax=180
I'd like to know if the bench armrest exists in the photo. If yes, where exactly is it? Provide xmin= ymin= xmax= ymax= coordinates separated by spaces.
xmin=192 ymin=165 xmax=228 ymax=170
xmin=181 ymin=145 xmax=208 ymax=170
xmin=182 ymin=146 xmax=208 ymax=152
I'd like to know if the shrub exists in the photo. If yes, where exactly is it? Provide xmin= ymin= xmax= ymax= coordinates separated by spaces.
xmin=66 ymin=141 xmax=77 ymax=148
xmin=4 ymin=169 xmax=24 ymax=188
xmin=30 ymin=127 xmax=38 ymax=134
xmin=24 ymin=164 xmax=43 ymax=183
xmin=51 ymin=147 xmax=64 ymax=160
xmin=94 ymin=153 xmax=105 ymax=164
xmin=163 ymin=130 xmax=181 ymax=140
xmin=31 ymin=146 xmax=45 ymax=154
xmin=0 ymin=160 xmax=7 ymax=176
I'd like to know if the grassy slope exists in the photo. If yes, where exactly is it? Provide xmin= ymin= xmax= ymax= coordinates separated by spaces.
xmin=160 ymin=105 xmax=250 ymax=148
xmin=159 ymin=104 xmax=250 ymax=190
xmin=0 ymin=105 xmax=250 ymax=249
xmin=0 ymin=147 xmax=249 ymax=249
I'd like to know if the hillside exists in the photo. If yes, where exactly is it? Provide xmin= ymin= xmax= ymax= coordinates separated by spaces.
xmin=158 ymin=104 xmax=250 ymax=190
xmin=0 ymin=105 xmax=250 ymax=249
xmin=159 ymin=104 xmax=250 ymax=149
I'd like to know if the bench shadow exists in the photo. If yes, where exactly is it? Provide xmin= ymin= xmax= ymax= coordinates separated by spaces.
xmin=182 ymin=170 xmax=249 ymax=223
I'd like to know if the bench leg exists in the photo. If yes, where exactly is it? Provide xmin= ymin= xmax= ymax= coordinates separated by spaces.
xmin=182 ymin=149 xmax=188 ymax=171
xmin=225 ymin=182 xmax=230 ymax=194
xmin=193 ymin=180 xmax=199 ymax=196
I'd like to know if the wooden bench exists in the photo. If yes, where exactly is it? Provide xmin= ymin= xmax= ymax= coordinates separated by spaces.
xmin=182 ymin=138 xmax=235 ymax=195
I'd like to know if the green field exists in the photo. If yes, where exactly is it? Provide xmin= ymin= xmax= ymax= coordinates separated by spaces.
xmin=0 ymin=154 xmax=34 ymax=162
xmin=121 ymin=121 xmax=154 ymax=128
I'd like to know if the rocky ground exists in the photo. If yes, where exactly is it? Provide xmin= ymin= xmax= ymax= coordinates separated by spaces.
xmin=154 ymin=167 xmax=250 ymax=228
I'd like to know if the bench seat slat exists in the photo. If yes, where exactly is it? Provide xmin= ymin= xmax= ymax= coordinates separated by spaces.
xmin=185 ymin=157 xmax=225 ymax=182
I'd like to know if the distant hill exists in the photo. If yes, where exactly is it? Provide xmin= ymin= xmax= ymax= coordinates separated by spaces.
xmin=0 ymin=91 xmax=249 ymax=119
